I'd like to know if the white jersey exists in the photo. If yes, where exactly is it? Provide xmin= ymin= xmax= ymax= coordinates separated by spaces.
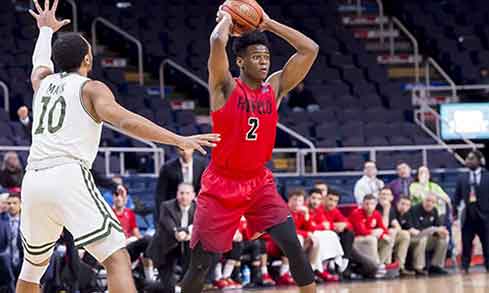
xmin=27 ymin=72 xmax=102 ymax=170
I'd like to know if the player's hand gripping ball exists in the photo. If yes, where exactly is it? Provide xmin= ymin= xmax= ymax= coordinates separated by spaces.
xmin=222 ymin=0 xmax=264 ymax=36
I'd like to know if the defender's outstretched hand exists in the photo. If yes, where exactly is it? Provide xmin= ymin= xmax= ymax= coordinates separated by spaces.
xmin=177 ymin=134 xmax=221 ymax=155
xmin=29 ymin=0 xmax=70 ymax=31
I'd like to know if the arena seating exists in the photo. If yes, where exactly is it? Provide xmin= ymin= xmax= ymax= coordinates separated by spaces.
xmin=0 ymin=0 xmax=464 ymax=173
xmin=393 ymin=0 xmax=489 ymax=83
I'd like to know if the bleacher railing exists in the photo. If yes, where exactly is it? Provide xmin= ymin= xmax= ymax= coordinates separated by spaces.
xmin=298 ymin=144 xmax=482 ymax=176
xmin=92 ymin=17 xmax=144 ymax=85
xmin=66 ymin=0 xmax=78 ymax=32
xmin=424 ymin=57 xmax=457 ymax=100
xmin=0 ymin=81 xmax=9 ymax=113
xmin=389 ymin=17 xmax=420 ymax=84
xmin=352 ymin=0 xmax=386 ymax=43
xmin=0 ymin=145 xmax=164 ymax=177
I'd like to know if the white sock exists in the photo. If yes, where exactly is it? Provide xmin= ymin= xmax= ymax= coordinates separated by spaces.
xmin=214 ymin=263 xmax=223 ymax=281
xmin=261 ymin=265 xmax=268 ymax=275
xmin=280 ymin=264 xmax=290 ymax=276
xmin=222 ymin=261 xmax=235 ymax=279
xmin=144 ymin=266 xmax=155 ymax=281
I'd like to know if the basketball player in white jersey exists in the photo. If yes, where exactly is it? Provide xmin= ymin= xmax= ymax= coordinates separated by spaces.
xmin=17 ymin=1 xmax=220 ymax=292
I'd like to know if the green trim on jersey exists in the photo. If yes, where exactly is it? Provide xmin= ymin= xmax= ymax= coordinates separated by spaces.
xmin=74 ymin=166 xmax=123 ymax=247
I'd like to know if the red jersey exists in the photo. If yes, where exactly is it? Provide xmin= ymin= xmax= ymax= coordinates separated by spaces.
xmin=290 ymin=210 xmax=311 ymax=238
xmin=323 ymin=207 xmax=352 ymax=231
xmin=308 ymin=207 xmax=332 ymax=231
xmin=211 ymin=78 xmax=278 ymax=177
xmin=113 ymin=207 xmax=137 ymax=238
xmin=348 ymin=208 xmax=388 ymax=239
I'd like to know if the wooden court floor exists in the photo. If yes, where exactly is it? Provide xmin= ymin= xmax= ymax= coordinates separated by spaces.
xmin=209 ymin=271 xmax=489 ymax=293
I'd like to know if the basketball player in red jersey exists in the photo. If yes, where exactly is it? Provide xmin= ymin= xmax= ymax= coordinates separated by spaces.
xmin=181 ymin=7 xmax=319 ymax=293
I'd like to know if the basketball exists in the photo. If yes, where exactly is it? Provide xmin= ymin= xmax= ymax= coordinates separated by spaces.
xmin=222 ymin=0 xmax=264 ymax=35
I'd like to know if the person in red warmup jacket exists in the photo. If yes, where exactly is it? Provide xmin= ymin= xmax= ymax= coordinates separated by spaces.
xmin=349 ymin=194 xmax=396 ymax=268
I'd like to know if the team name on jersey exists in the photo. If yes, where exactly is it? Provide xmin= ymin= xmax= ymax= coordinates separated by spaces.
xmin=47 ymin=83 xmax=66 ymax=96
xmin=237 ymin=96 xmax=273 ymax=115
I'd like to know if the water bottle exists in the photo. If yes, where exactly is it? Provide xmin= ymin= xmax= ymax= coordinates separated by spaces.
xmin=242 ymin=265 xmax=251 ymax=285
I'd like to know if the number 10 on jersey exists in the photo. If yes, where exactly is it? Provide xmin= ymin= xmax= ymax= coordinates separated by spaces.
xmin=246 ymin=117 xmax=259 ymax=141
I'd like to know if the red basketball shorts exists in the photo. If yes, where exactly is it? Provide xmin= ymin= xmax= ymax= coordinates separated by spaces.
xmin=190 ymin=164 xmax=289 ymax=253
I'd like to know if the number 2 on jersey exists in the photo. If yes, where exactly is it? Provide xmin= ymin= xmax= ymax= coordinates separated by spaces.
xmin=246 ymin=117 xmax=259 ymax=141
xmin=34 ymin=96 xmax=67 ymax=135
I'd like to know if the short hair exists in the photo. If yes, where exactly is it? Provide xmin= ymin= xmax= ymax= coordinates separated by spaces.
xmin=398 ymin=195 xmax=411 ymax=202
xmin=468 ymin=150 xmax=484 ymax=162
xmin=232 ymin=31 xmax=270 ymax=57
xmin=8 ymin=193 xmax=21 ymax=200
xmin=364 ymin=160 xmax=376 ymax=166
xmin=326 ymin=189 xmax=340 ymax=198
xmin=177 ymin=182 xmax=195 ymax=192
xmin=288 ymin=188 xmax=305 ymax=199
xmin=314 ymin=181 xmax=327 ymax=187
xmin=396 ymin=161 xmax=409 ymax=167
xmin=308 ymin=188 xmax=323 ymax=196
xmin=53 ymin=33 xmax=89 ymax=72
xmin=363 ymin=194 xmax=376 ymax=202
xmin=380 ymin=186 xmax=392 ymax=193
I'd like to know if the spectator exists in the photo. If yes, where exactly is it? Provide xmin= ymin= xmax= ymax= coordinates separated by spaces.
xmin=454 ymin=150 xmax=489 ymax=273
xmin=154 ymin=148 xmax=206 ymax=222
xmin=103 ymin=177 xmax=135 ymax=210
xmin=17 ymin=106 xmax=32 ymax=142
xmin=147 ymin=183 xmax=196 ymax=293
xmin=354 ymin=160 xmax=384 ymax=203
xmin=410 ymin=166 xmax=451 ymax=217
xmin=323 ymin=190 xmax=378 ymax=278
xmin=111 ymin=186 xmax=155 ymax=282
xmin=388 ymin=161 xmax=413 ymax=204
xmin=393 ymin=196 xmax=427 ymax=276
xmin=0 ymin=204 xmax=14 ymax=292
xmin=478 ymin=68 xmax=489 ymax=100
xmin=410 ymin=194 xmax=449 ymax=275
xmin=306 ymin=188 xmax=344 ymax=282
xmin=376 ymin=188 xmax=414 ymax=276
xmin=349 ymin=194 xmax=394 ymax=269
xmin=287 ymin=82 xmax=319 ymax=112
xmin=0 ymin=152 xmax=24 ymax=189
xmin=0 ymin=193 xmax=8 ymax=218
xmin=2 ymin=193 xmax=23 ymax=280
xmin=313 ymin=181 xmax=328 ymax=198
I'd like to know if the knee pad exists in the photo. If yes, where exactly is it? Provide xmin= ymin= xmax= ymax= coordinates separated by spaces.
xmin=19 ymin=260 xmax=49 ymax=284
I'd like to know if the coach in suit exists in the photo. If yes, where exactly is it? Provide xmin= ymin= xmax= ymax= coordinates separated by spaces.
xmin=147 ymin=183 xmax=196 ymax=293
xmin=154 ymin=148 xmax=206 ymax=221
xmin=454 ymin=150 xmax=489 ymax=273
xmin=0 ymin=215 xmax=15 ymax=292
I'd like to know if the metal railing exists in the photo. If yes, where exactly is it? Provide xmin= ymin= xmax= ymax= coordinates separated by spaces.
xmin=159 ymin=59 xmax=207 ymax=100
xmin=375 ymin=0 xmax=385 ymax=44
xmin=0 ymin=81 xmax=9 ymax=113
xmin=103 ymin=123 xmax=162 ymax=176
xmin=414 ymin=105 xmax=479 ymax=164
xmin=0 ymin=146 xmax=164 ymax=177
xmin=92 ymin=17 xmax=144 ymax=85
xmin=424 ymin=57 xmax=457 ymax=99
xmin=300 ymin=144 xmax=482 ymax=176
xmin=66 ymin=0 xmax=78 ymax=32
xmin=159 ymin=58 xmax=318 ymax=171
xmin=389 ymin=17 xmax=420 ymax=84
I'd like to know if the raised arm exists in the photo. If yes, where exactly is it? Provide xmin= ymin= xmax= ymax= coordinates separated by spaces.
xmin=263 ymin=13 xmax=319 ymax=103
xmin=29 ymin=0 xmax=71 ymax=92
xmin=208 ymin=10 xmax=236 ymax=111
xmin=83 ymin=81 xmax=220 ymax=155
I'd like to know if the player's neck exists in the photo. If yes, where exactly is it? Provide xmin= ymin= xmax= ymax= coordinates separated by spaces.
xmin=239 ymin=74 xmax=262 ymax=90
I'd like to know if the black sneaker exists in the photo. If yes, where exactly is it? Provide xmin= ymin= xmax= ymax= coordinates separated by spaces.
xmin=400 ymin=268 xmax=416 ymax=277
xmin=415 ymin=269 xmax=428 ymax=276
xmin=428 ymin=266 xmax=449 ymax=275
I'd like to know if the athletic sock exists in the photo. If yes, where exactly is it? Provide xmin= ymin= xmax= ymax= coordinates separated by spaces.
xmin=222 ymin=261 xmax=235 ymax=279
xmin=214 ymin=262 xmax=223 ymax=281
xmin=280 ymin=263 xmax=290 ymax=276
xmin=144 ymin=266 xmax=155 ymax=281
